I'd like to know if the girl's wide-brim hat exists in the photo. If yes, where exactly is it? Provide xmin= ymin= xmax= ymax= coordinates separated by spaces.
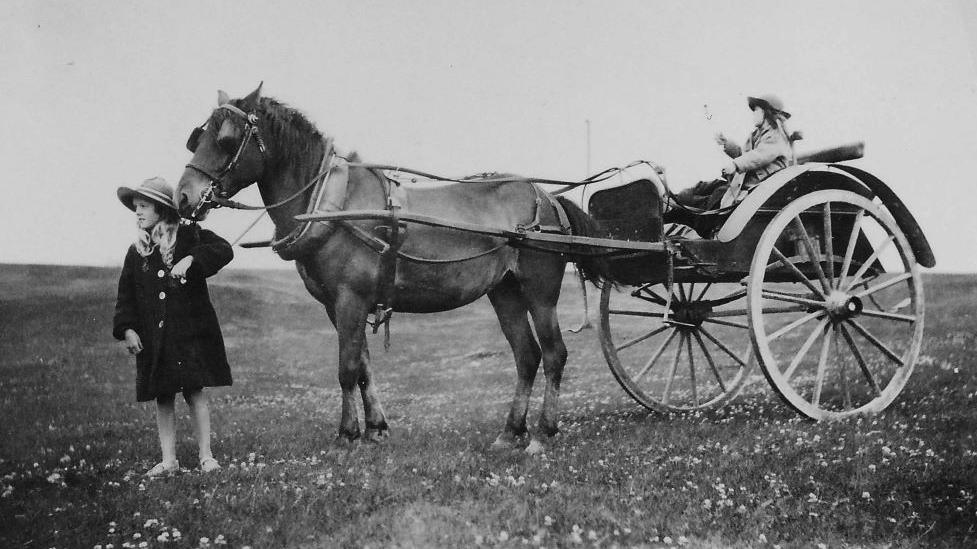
xmin=747 ymin=94 xmax=790 ymax=119
xmin=117 ymin=177 xmax=178 ymax=212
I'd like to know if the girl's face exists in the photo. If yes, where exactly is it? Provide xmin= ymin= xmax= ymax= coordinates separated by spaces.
xmin=133 ymin=197 xmax=162 ymax=230
xmin=752 ymin=106 xmax=766 ymax=127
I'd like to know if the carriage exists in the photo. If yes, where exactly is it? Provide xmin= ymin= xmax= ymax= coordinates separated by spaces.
xmin=297 ymin=145 xmax=933 ymax=422
xmin=583 ymin=149 xmax=934 ymax=420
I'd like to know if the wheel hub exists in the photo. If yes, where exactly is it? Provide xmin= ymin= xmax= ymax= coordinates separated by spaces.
xmin=824 ymin=290 xmax=862 ymax=321
xmin=670 ymin=301 xmax=713 ymax=327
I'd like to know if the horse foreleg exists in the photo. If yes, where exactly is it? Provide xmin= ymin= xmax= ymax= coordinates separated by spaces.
xmin=333 ymin=291 xmax=373 ymax=442
xmin=488 ymin=277 xmax=541 ymax=450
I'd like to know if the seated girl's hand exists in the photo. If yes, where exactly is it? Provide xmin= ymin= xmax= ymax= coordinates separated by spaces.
xmin=124 ymin=329 xmax=143 ymax=355
xmin=721 ymin=161 xmax=737 ymax=176
xmin=714 ymin=133 xmax=728 ymax=146
xmin=169 ymin=256 xmax=193 ymax=280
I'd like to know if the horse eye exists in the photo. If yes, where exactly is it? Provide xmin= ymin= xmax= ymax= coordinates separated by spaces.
xmin=217 ymin=134 xmax=240 ymax=154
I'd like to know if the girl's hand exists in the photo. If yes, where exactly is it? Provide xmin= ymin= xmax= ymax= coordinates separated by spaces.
xmin=714 ymin=133 xmax=728 ymax=146
xmin=721 ymin=161 xmax=738 ymax=176
xmin=169 ymin=256 xmax=193 ymax=280
xmin=124 ymin=329 xmax=143 ymax=355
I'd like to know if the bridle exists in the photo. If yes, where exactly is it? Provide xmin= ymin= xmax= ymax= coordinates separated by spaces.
xmin=184 ymin=103 xmax=267 ymax=218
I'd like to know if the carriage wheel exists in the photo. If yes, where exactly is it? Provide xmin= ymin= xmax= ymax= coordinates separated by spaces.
xmin=747 ymin=190 xmax=923 ymax=420
xmin=599 ymin=280 xmax=756 ymax=413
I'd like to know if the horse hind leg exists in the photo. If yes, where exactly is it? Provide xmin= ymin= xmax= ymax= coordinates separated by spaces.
xmin=487 ymin=275 xmax=542 ymax=450
xmin=357 ymin=339 xmax=389 ymax=442
xmin=522 ymin=266 xmax=569 ymax=453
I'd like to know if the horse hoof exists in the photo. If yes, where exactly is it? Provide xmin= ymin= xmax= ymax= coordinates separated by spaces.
xmin=334 ymin=432 xmax=359 ymax=448
xmin=363 ymin=428 xmax=389 ymax=443
xmin=525 ymin=438 xmax=547 ymax=456
xmin=489 ymin=434 xmax=521 ymax=451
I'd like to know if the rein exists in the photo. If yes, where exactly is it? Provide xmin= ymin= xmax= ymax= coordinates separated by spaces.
xmin=344 ymin=161 xmax=631 ymax=193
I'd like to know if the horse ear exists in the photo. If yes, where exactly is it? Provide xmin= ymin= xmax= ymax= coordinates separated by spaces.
xmin=244 ymin=82 xmax=263 ymax=104
xmin=217 ymin=90 xmax=230 ymax=106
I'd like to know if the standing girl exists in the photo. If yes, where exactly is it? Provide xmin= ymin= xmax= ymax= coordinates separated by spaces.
xmin=112 ymin=177 xmax=234 ymax=476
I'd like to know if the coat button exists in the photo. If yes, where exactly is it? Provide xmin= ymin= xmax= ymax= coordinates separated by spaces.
xmin=159 ymin=291 xmax=166 ymax=300
xmin=158 ymin=320 xmax=164 ymax=328
xmin=157 ymin=269 xmax=165 ymax=278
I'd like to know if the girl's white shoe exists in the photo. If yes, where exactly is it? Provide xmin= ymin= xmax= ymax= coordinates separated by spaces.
xmin=200 ymin=457 xmax=221 ymax=473
xmin=145 ymin=460 xmax=179 ymax=477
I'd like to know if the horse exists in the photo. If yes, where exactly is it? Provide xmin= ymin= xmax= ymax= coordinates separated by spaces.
xmin=176 ymin=84 xmax=610 ymax=451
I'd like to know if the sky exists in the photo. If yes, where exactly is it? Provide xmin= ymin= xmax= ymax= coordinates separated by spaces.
xmin=2 ymin=0 xmax=976 ymax=271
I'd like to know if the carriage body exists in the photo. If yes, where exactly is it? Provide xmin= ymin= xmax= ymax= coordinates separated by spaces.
xmin=585 ymin=163 xmax=932 ymax=285
xmin=587 ymin=161 xmax=933 ymax=420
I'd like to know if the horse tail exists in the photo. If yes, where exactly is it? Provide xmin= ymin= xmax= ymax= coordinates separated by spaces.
xmin=555 ymin=196 xmax=613 ymax=288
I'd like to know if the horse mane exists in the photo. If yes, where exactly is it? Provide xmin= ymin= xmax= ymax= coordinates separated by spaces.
xmin=212 ymin=97 xmax=325 ymax=168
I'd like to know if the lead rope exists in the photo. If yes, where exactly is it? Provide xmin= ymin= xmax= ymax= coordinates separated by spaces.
xmin=230 ymin=210 xmax=269 ymax=246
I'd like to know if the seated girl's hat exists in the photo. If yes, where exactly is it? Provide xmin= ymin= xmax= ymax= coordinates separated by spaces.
xmin=117 ymin=177 xmax=178 ymax=212
xmin=747 ymin=94 xmax=790 ymax=119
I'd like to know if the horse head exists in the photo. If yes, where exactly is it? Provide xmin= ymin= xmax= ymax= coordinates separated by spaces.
xmin=177 ymin=83 xmax=269 ymax=219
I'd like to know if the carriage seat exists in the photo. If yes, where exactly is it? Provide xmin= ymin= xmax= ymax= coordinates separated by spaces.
xmin=583 ymin=163 xmax=669 ymax=243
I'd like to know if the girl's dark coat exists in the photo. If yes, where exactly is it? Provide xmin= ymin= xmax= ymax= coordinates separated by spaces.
xmin=113 ymin=224 xmax=233 ymax=401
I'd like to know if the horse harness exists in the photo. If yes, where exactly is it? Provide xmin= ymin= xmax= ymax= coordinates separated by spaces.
xmin=183 ymin=107 xmax=573 ymax=347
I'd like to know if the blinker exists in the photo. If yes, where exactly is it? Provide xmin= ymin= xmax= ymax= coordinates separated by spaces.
xmin=186 ymin=125 xmax=205 ymax=152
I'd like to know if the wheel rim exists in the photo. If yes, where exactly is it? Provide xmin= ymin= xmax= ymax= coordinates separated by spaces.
xmin=599 ymin=281 xmax=755 ymax=412
xmin=747 ymin=190 xmax=924 ymax=420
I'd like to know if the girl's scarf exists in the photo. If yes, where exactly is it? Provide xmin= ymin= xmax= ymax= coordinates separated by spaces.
xmin=135 ymin=220 xmax=178 ymax=268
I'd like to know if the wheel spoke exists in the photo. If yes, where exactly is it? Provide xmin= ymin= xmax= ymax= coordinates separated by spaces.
xmin=838 ymin=209 xmax=865 ymax=289
xmin=699 ymin=326 xmax=748 ymax=367
xmin=792 ymin=217 xmax=832 ymax=294
xmin=838 ymin=323 xmax=881 ymax=395
xmin=678 ymin=283 xmax=689 ymax=302
xmin=709 ymin=308 xmax=749 ymax=318
xmin=705 ymin=289 xmax=748 ymax=308
xmin=692 ymin=330 xmax=727 ymax=392
xmin=853 ymin=272 xmax=913 ymax=299
xmin=769 ymin=310 xmax=825 ymax=341
xmin=812 ymin=323 xmax=834 ymax=407
xmin=695 ymin=282 xmax=713 ymax=301
xmin=844 ymin=235 xmax=894 ymax=292
xmin=846 ymin=319 xmax=905 ymax=366
xmin=634 ymin=328 xmax=679 ymax=382
xmin=616 ymin=325 xmax=671 ymax=352
xmin=686 ymin=334 xmax=698 ymax=407
xmin=771 ymin=246 xmax=826 ymax=298
xmin=609 ymin=309 xmax=666 ymax=319
xmin=823 ymin=203 xmax=835 ymax=285
xmin=836 ymin=331 xmax=852 ymax=409
xmin=635 ymin=286 xmax=668 ymax=306
xmin=703 ymin=317 xmax=749 ymax=329
xmin=662 ymin=332 xmax=686 ymax=405
xmin=714 ymin=305 xmax=806 ymax=318
xmin=858 ymin=308 xmax=917 ymax=323
xmin=784 ymin=318 xmax=829 ymax=382
xmin=762 ymin=289 xmax=824 ymax=308
xmin=761 ymin=305 xmax=810 ymax=315
xmin=715 ymin=288 xmax=747 ymax=302
xmin=632 ymin=293 xmax=668 ymax=307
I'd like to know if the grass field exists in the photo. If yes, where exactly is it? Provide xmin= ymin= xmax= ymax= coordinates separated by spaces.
xmin=1 ymin=264 xmax=975 ymax=548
